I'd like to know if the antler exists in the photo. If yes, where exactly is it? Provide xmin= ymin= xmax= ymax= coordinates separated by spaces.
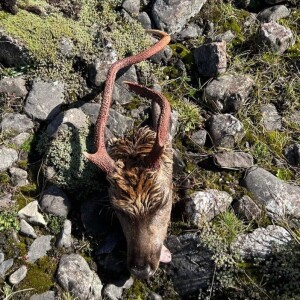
xmin=84 ymin=30 xmax=171 ymax=174
xmin=124 ymin=82 xmax=171 ymax=169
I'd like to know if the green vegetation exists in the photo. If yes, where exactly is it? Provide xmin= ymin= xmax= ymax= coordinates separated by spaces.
xmin=0 ymin=211 xmax=20 ymax=231
xmin=46 ymin=214 xmax=65 ymax=235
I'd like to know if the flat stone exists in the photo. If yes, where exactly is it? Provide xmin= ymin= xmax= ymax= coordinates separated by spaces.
xmin=18 ymin=201 xmax=47 ymax=226
xmin=191 ymin=130 xmax=207 ymax=147
xmin=185 ymin=189 xmax=233 ymax=226
xmin=107 ymin=109 xmax=134 ymax=137
xmin=0 ymin=76 xmax=28 ymax=97
xmin=56 ymin=219 xmax=72 ymax=248
xmin=258 ymin=5 xmax=290 ymax=23
xmin=27 ymin=235 xmax=52 ymax=263
xmin=204 ymin=74 xmax=254 ymax=113
xmin=0 ymin=147 xmax=18 ymax=172
xmin=213 ymin=151 xmax=254 ymax=169
xmin=9 ymin=265 xmax=27 ymax=285
xmin=0 ymin=113 xmax=34 ymax=134
xmin=233 ymin=195 xmax=263 ymax=222
xmin=261 ymin=103 xmax=282 ymax=131
xmin=0 ymin=258 xmax=14 ymax=278
xmin=40 ymin=186 xmax=71 ymax=217
xmin=152 ymin=0 xmax=207 ymax=34
xmin=57 ymin=254 xmax=103 ymax=300
xmin=10 ymin=132 xmax=31 ymax=147
xmin=207 ymin=114 xmax=245 ymax=148
xmin=30 ymin=291 xmax=55 ymax=300
xmin=259 ymin=21 xmax=294 ymax=54
xmin=194 ymin=41 xmax=227 ymax=77
xmin=233 ymin=225 xmax=291 ymax=260
xmin=24 ymin=79 xmax=65 ymax=121
xmin=9 ymin=167 xmax=29 ymax=187
xmin=19 ymin=219 xmax=37 ymax=239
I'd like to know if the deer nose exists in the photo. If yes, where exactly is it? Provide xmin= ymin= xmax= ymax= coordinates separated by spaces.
xmin=130 ymin=264 xmax=153 ymax=279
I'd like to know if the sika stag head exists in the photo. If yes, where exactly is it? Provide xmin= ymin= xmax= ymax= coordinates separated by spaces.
xmin=84 ymin=30 xmax=173 ymax=279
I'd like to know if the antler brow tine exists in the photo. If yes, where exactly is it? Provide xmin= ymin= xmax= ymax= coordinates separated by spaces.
xmin=84 ymin=30 xmax=171 ymax=174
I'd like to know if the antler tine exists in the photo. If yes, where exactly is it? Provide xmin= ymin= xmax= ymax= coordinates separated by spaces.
xmin=124 ymin=81 xmax=171 ymax=169
xmin=84 ymin=30 xmax=171 ymax=174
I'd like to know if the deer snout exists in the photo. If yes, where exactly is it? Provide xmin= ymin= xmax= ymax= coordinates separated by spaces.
xmin=130 ymin=264 xmax=154 ymax=280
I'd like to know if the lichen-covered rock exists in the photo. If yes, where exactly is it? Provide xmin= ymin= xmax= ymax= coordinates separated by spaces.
xmin=233 ymin=195 xmax=263 ymax=222
xmin=173 ymin=23 xmax=204 ymax=41
xmin=30 ymin=291 xmax=55 ymax=300
xmin=10 ymin=132 xmax=31 ymax=147
xmin=27 ymin=235 xmax=53 ymax=263
xmin=194 ymin=41 xmax=227 ymax=77
xmin=18 ymin=201 xmax=47 ymax=226
xmin=185 ymin=189 xmax=233 ymax=226
xmin=259 ymin=21 xmax=294 ymax=54
xmin=244 ymin=167 xmax=300 ymax=227
xmin=207 ymin=114 xmax=245 ymax=148
xmin=261 ymin=103 xmax=282 ymax=131
xmin=0 ymin=113 xmax=34 ymax=134
xmin=0 ymin=147 xmax=18 ymax=172
xmin=8 ymin=265 xmax=27 ymax=285
xmin=19 ymin=219 xmax=37 ymax=239
xmin=57 ymin=254 xmax=103 ymax=300
xmin=213 ymin=151 xmax=254 ymax=169
xmin=9 ymin=167 xmax=29 ymax=187
xmin=80 ymin=102 xmax=101 ymax=125
xmin=284 ymin=143 xmax=300 ymax=166
xmin=0 ymin=76 xmax=28 ymax=97
xmin=24 ymin=79 xmax=65 ymax=121
xmin=204 ymin=74 xmax=254 ymax=113
xmin=233 ymin=225 xmax=291 ymax=260
xmin=191 ymin=129 xmax=207 ymax=147
xmin=56 ymin=219 xmax=72 ymax=248
xmin=0 ymin=258 xmax=14 ymax=278
xmin=257 ymin=5 xmax=290 ymax=23
xmin=152 ymin=0 xmax=207 ymax=34
xmin=107 ymin=109 xmax=134 ymax=137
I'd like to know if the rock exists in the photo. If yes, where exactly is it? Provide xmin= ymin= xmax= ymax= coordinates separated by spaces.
xmin=40 ymin=186 xmax=71 ymax=217
xmin=60 ymin=37 xmax=74 ymax=56
xmin=149 ymin=292 xmax=163 ymax=300
xmin=152 ymin=0 xmax=207 ymax=34
xmin=18 ymin=201 xmax=47 ymax=226
xmin=0 ymin=252 xmax=4 ymax=264
xmin=204 ymin=74 xmax=254 ymax=113
xmin=194 ymin=41 xmax=227 ymax=77
xmin=107 ymin=109 xmax=134 ymax=137
xmin=24 ymin=79 xmax=65 ymax=121
xmin=261 ymin=103 xmax=282 ymax=131
xmin=214 ymin=30 xmax=235 ymax=43
xmin=0 ymin=30 xmax=31 ymax=67
xmin=80 ymin=102 xmax=101 ymax=125
xmin=8 ymin=265 xmax=27 ymax=285
xmin=0 ymin=147 xmax=18 ymax=172
xmin=265 ymin=0 xmax=285 ymax=4
xmin=190 ymin=130 xmax=207 ymax=147
xmin=244 ymin=167 xmax=300 ymax=227
xmin=185 ymin=189 xmax=233 ymax=226
xmin=19 ymin=219 xmax=37 ymax=239
xmin=0 ymin=76 xmax=28 ymax=97
xmin=284 ymin=143 xmax=300 ymax=166
xmin=257 ymin=5 xmax=290 ymax=23
xmin=10 ymin=132 xmax=31 ymax=147
xmin=173 ymin=24 xmax=204 ymax=41
xmin=0 ymin=193 xmax=15 ymax=210
xmin=27 ymin=235 xmax=53 ymax=263
xmin=213 ymin=151 xmax=254 ymax=169
xmin=56 ymin=219 xmax=72 ymax=248
xmin=207 ymin=114 xmax=245 ymax=148
xmin=57 ymin=254 xmax=103 ymax=300
xmin=233 ymin=225 xmax=291 ymax=260
xmin=289 ymin=110 xmax=300 ymax=125
xmin=0 ymin=258 xmax=14 ymax=278
xmin=103 ymin=277 xmax=134 ymax=300
xmin=233 ymin=195 xmax=263 ymax=222
xmin=150 ymin=38 xmax=173 ymax=64
xmin=30 ymin=291 xmax=55 ymax=300
xmin=259 ymin=21 xmax=294 ymax=54
xmin=0 ymin=113 xmax=34 ymax=133
xmin=122 ymin=0 xmax=140 ymax=16
xmin=9 ymin=167 xmax=29 ymax=187
xmin=138 ymin=12 xmax=152 ymax=29
xmin=165 ymin=233 xmax=214 ymax=298
xmin=170 ymin=110 xmax=179 ymax=139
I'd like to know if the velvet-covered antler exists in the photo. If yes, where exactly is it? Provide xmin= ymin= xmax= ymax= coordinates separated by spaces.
xmin=84 ymin=30 xmax=171 ymax=174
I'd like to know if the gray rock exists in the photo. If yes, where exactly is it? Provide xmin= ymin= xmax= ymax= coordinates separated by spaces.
xmin=208 ymin=114 xmax=245 ymax=148
xmin=289 ymin=110 xmax=300 ymax=125
xmin=122 ymin=0 xmax=140 ymax=16
xmin=261 ymin=103 xmax=282 ymax=131
xmin=173 ymin=24 xmax=204 ymax=41
xmin=9 ymin=167 xmax=29 ymax=187
xmin=0 ymin=258 xmax=14 ymax=278
xmin=138 ymin=12 xmax=152 ymax=29
xmin=56 ymin=219 xmax=72 ymax=248
xmin=214 ymin=30 xmax=235 ymax=43
xmin=0 ymin=252 xmax=4 ymax=264
xmin=0 ymin=113 xmax=34 ymax=134
xmin=57 ymin=254 xmax=103 ymax=300
xmin=19 ymin=219 xmax=37 ymax=239
xmin=60 ymin=37 xmax=74 ymax=56
xmin=10 ymin=132 xmax=31 ymax=147
xmin=24 ymin=79 xmax=65 ymax=121
xmin=0 ymin=76 xmax=28 ymax=97
xmin=30 ymin=291 xmax=55 ymax=300
xmin=150 ymin=37 xmax=173 ymax=64
xmin=258 ymin=5 xmax=290 ymax=23
xmin=284 ymin=143 xmax=300 ymax=166
xmin=185 ymin=189 xmax=233 ymax=226
xmin=213 ymin=151 xmax=254 ymax=169
xmin=233 ymin=225 xmax=291 ymax=260
xmin=8 ymin=265 xmax=27 ymax=285
xmin=103 ymin=277 xmax=134 ymax=300
xmin=40 ymin=186 xmax=71 ymax=217
xmin=233 ymin=195 xmax=263 ymax=222
xmin=170 ymin=110 xmax=179 ymax=139
xmin=107 ymin=109 xmax=134 ymax=137
xmin=165 ymin=233 xmax=214 ymax=298
xmin=0 ymin=147 xmax=18 ymax=172
xmin=204 ymin=74 xmax=254 ymax=113
xmin=80 ymin=102 xmax=101 ymax=125
xmin=244 ymin=167 xmax=300 ymax=227
xmin=194 ymin=41 xmax=227 ymax=77
xmin=0 ymin=30 xmax=31 ymax=67
xmin=152 ymin=0 xmax=207 ymax=34
xmin=259 ymin=21 xmax=294 ymax=54
xmin=27 ymin=235 xmax=53 ymax=263
xmin=149 ymin=292 xmax=162 ymax=300
xmin=191 ymin=130 xmax=207 ymax=147
xmin=0 ymin=193 xmax=15 ymax=210
xmin=18 ymin=201 xmax=47 ymax=226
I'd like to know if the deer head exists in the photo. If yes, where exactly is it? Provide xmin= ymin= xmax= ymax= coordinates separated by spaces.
xmin=84 ymin=30 xmax=173 ymax=279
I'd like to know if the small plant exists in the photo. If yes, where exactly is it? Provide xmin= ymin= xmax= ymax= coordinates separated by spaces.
xmin=0 ymin=210 xmax=20 ymax=231
xmin=46 ymin=214 xmax=65 ymax=235
xmin=0 ymin=283 xmax=34 ymax=300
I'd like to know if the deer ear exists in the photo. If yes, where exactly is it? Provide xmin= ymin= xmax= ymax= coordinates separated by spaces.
xmin=159 ymin=245 xmax=172 ymax=263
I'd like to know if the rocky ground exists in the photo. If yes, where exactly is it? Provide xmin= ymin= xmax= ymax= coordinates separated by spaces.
xmin=0 ymin=0 xmax=299 ymax=299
